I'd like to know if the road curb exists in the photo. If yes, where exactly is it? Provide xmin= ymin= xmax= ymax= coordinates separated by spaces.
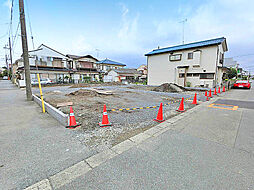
xmin=32 ymin=94 xmax=69 ymax=126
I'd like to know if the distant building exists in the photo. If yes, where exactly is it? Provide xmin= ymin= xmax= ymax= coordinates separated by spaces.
xmin=137 ymin=64 xmax=147 ymax=81
xmin=104 ymin=68 xmax=141 ymax=83
xmin=145 ymin=37 xmax=228 ymax=88
xmin=66 ymin=54 xmax=99 ymax=82
xmin=14 ymin=44 xmax=71 ymax=83
xmin=14 ymin=44 xmax=128 ymax=85
xmin=96 ymin=59 xmax=126 ymax=73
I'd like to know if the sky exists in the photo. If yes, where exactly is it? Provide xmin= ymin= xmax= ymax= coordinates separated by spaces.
xmin=1 ymin=0 xmax=254 ymax=73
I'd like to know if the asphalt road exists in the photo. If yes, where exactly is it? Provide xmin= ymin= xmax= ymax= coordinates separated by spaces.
xmin=58 ymin=85 xmax=254 ymax=189
xmin=0 ymin=81 xmax=95 ymax=190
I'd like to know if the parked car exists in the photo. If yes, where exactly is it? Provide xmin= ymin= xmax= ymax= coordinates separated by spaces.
xmin=31 ymin=78 xmax=53 ymax=85
xmin=233 ymin=80 xmax=251 ymax=89
xmin=3 ymin=76 xmax=8 ymax=80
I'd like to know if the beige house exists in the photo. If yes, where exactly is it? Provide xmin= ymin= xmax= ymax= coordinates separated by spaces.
xmin=66 ymin=54 xmax=99 ymax=82
xmin=145 ymin=37 xmax=228 ymax=88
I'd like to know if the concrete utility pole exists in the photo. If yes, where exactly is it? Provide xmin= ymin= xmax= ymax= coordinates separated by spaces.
xmin=179 ymin=19 xmax=187 ymax=44
xmin=8 ymin=37 xmax=14 ymax=82
xmin=19 ymin=0 xmax=32 ymax=100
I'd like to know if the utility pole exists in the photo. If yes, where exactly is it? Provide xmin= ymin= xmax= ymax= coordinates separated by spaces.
xmin=19 ymin=0 xmax=32 ymax=100
xmin=8 ymin=37 xmax=14 ymax=82
xmin=5 ymin=54 xmax=8 ymax=69
xmin=95 ymin=48 xmax=100 ymax=59
xmin=179 ymin=19 xmax=187 ymax=44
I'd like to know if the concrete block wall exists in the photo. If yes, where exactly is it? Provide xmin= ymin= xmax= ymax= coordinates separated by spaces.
xmin=33 ymin=94 xmax=68 ymax=126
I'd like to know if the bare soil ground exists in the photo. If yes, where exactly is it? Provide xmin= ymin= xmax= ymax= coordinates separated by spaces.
xmin=40 ymin=85 xmax=197 ymax=152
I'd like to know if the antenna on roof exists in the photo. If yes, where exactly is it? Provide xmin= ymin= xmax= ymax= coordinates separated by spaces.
xmin=179 ymin=18 xmax=187 ymax=44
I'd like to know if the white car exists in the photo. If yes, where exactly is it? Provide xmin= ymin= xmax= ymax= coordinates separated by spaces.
xmin=3 ymin=76 xmax=8 ymax=80
xmin=31 ymin=78 xmax=53 ymax=85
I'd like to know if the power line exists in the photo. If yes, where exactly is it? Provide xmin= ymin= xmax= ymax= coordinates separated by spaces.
xmin=24 ymin=0 xmax=35 ymax=49
xmin=231 ymin=53 xmax=254 ymax=58
xmin=12 ymin=21 xmax=20 ymax=54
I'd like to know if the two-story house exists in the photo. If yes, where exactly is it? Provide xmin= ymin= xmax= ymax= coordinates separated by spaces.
xmin=145 ymin=37 xmax=228 ymax=88
xmin=66 ymin=54 xmax=99 ymax=82
xmin=16 ymin=44 xmax=71 ymax=83
xmin=96 ymin=58 xmax=126 ymax=74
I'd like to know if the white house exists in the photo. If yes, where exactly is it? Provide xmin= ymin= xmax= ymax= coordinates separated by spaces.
xmin=16 ymin=44 xmax=71 ymax=83
xmin=104 ymin=68 xmax=141 ymax=83
xmin=145 ymin=37 xmax=228 ymax=88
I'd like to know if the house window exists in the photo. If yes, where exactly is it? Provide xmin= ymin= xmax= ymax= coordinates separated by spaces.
xmin=188 ymin=52 xmax=193 ymax=59
xmin=193 ymin=73 xmax=200 ymax=77
xmin=179 ymin=73 xmax=185 ymax=78
xmin=200 ymin=73 xmax=214 ymax=79
xmin=170 ymin=54 xmax=182 ymax=61
xmin=187 ymin=73 xmax=192 ymax=77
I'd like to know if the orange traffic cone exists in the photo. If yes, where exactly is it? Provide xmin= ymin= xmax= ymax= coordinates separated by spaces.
xmin=214 ymin=88 xmax=217 ymax=95
xmin=208 ymin=89 xmax=212 ymax=98
xmin=177 ymin=97 xmax=185 ymax=112
xmin=153 ymin=102 xmax=165 ymax=123
xmin=99 ymin=104 xmax=112 ymax=127
xmin=205 ymin=91 xmax=207 ymax=97
xmin=223 ymin=86 xmax=226 ymax=92
xmin=218 ymin=87 xmax=221 ymax=93
xmin=192 ymin=93 xmax=198 ymax=105
xmin=206 ymin=95 xmax=209 ymax=101
xmin=66 ymin=106 xmax=80 ymax=129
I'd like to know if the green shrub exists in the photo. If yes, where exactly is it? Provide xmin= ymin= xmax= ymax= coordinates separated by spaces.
xmin=186 ymin=81 xmax=191 ymax=87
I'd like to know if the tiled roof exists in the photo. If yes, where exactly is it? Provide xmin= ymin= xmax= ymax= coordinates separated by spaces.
xmin=97 ymin=58 xmax=126 ymax=66
xmin=145 ymin=37 xmax=226 ymax=56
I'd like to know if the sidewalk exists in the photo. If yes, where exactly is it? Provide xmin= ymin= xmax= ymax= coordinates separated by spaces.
xmin=44 ymin=90 xmax=254 ymax=189
xmin=0 ymin=81 xmax=94 ymax=189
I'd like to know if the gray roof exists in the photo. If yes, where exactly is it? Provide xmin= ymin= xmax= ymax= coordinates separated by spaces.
xmin=145 ymin=37 xmax=227 ymax=56
xmin=112 ymin=68 xmax=141 ymax=75
xmin=66 ymin=54 xmax=98 ymax=61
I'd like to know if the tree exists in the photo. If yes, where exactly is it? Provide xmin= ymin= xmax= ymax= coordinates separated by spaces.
xmin=3 ymin=70 xmax=8 ymax=76
xmin=227 ymin=68 xmax=237 ymax=79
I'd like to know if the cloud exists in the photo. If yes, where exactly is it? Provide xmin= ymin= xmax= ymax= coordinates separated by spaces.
xmin=3 ymin=0 xmax=12 ymax=15
xmin=116 ymin=3 xmax=141 ymax=53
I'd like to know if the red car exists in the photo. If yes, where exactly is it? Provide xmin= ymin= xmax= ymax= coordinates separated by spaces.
xmin=233 ymin=80 xmax=251 ymax=89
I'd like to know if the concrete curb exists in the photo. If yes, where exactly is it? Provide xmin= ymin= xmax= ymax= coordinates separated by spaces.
xmin=25 ymin=95 xmax=222 ymax=189
xmin=32 ymin=94 xmax=68 ymax=126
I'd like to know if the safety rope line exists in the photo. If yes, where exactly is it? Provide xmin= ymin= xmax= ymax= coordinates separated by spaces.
xmin=107 ymin=97 xmax=192 ymax=112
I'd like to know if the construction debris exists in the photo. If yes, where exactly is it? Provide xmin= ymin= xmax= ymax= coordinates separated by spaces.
xmin=56 ymin=102 xmax=73 ymax=108
xmin=153 ymin=83 xmax=185 ymax=93
xmin=91 ymin=89 xmax=113 ymax=95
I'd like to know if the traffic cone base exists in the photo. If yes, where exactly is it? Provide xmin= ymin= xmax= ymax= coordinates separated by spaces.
xmin=154 ymin=103 xmax=165 ymax=123
xmin=66 ymin=124 xmax=81 ymax=129
xmin=99 ymin=122 xmax=112 ymax=127
xmin=153 ymin=118 xmax=165 ymax=123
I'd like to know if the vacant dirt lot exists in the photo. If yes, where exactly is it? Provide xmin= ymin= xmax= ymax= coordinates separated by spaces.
xmin=38 ymin=84 xmax=200 ymax=152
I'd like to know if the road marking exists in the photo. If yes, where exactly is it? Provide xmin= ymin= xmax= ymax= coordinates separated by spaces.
xmin=208 ymin=103 xmax=238 ymax=110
